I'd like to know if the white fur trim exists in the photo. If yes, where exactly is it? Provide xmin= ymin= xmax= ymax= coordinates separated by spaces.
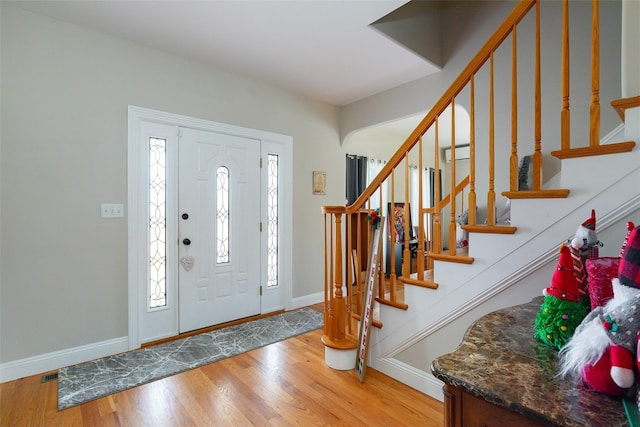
xmin=611 ymin=367 xmax=635 ymax=388
xmin=603 ymin=279 xmax=640 ymax=312
xmin=559 ymin=317 xmax=612 ymax=377
xmin=571 ymin=236 xmax=584 ymax=249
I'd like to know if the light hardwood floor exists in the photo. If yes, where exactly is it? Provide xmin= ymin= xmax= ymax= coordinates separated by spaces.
xmin=1 ymin=307 xmax=444 ymax=426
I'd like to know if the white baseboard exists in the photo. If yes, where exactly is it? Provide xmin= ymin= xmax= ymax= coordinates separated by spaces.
xmin=1 ymin=291 xmax=325 ymax=384
xmin=0 ymin=336 xmax=128 ymax=383
xmin=371 ymin=357 xmax=444 ymax=402
xmin=290 ymin=291 xmax=324 ymax=310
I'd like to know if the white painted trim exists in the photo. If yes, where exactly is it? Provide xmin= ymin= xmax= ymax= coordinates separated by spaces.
xmin=325 ymin=347 xmax=357 ymax=370
xmin=0 ymin=284 xmax=318 ymax=384
xmin=371 ymin=357 xmax=444 ymax=402
xmin=290 ymin=291 xmax=324 ymax=310
xmin=0 ymin=337 xmax=128 ymax=383
xmin=601 ymin=123 xmax=625 ymax=144
xmin=128 ymin=105 xmax=293 ymax=350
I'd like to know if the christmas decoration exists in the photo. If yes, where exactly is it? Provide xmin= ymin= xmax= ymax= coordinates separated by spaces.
xmin=586 ymin=257 xmax=619 ymax=310
xmin=572 ymin=209 xmax=601 ymax=260
xmin=585 ymin=222 xmax=633 ymax=310
xmin=367 ymin=209 xmax=381 ymax=229
xmin=559 ymin=224 xmax=640 ymax=396
xmin=534 ymin=245 xmax=590 ymax=350
xmin=569 ymin=210 xmax=603 ymax=307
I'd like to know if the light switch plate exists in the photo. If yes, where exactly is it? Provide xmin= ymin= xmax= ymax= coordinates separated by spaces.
xmin=101 ymin=203 xmax=125 ymax=218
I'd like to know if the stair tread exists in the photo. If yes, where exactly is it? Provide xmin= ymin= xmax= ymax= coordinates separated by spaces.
xmin=462 ymin=224 xmax=517 ymax=234
xmin=502 ymin=189 xmax=570 ymax=199
xmin=551 ymin=140 xmax=636 ymax=159
xmin=428 ymin=251 xmax=474 ymax=264
xmin=400 ymin=271 xmax=438 ymax=290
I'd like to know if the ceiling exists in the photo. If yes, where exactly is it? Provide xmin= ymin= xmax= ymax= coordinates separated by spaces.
xmin=9 ymin=0 xmax=442 ymax=107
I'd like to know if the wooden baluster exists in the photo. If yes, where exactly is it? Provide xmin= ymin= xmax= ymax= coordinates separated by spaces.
xmin=390 ymin=170 xmax=396 ymax=299
xmin=403 ymin=155 xmax=411 ymax=278
xmin=323 ymin=211 xmax=331 ymax=337
xmin=488 ymin=52 xmax=496 ymax=226
xmin=433 ymin=117 xmax=442 ymax=254
xmin=378 ymin=187 xmax=385 ymax=301
xmin=561 ymin=0 xmax=571 ymax=151
xmin=469 ymin=76 xmax=477 ymax=226
xmin=352 ymin=212 xmax=360 ymax=334
xmin=417 ymin=136 xmax=424 ymax=280
xmin=449 ymin=100 xmax=457 ymax=256
xmin=510 ymin=25 xmax=520 ymax=191
xmin=332 ymin=213 xmax=344 ymax=341
xmin=345 ymin=212 xmax=353 ymax=334
xmin=533 ymin=0 xmax=542 ymax=191
xmin=590 ymin=0 xmax=600 ymax=147
xmin=425 ymin=209 xmax=434 ymax=270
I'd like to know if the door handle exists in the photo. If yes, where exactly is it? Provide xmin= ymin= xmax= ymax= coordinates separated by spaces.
xmin=183 ymin=238 xmax=191 ymax=246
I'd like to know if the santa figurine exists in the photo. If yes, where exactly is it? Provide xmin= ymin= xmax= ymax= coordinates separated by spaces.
xmin=559 ymin=224 xmax=640 ymax=396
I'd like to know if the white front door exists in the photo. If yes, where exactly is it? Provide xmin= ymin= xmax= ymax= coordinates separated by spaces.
xmin=178 ymin=127 xmax=261 ymax=333
xmin=130 ymin=107 xmax=292 ymax=348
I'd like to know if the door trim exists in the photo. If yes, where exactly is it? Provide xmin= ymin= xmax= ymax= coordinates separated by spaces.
xmin=127 ymin=106 xmax=293 ymax=350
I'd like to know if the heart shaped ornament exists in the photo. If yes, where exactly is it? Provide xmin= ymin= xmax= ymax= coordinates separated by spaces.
xmin=180 ymin=256 xmax=195 ymax=271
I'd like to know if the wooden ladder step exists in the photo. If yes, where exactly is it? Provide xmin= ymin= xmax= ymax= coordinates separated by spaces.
xmin=352 ymin=313 xmax=383 ymax=329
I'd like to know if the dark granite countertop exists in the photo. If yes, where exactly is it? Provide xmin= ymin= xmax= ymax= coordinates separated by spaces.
xmin=431 ymin=296 xmax=629 ymax=426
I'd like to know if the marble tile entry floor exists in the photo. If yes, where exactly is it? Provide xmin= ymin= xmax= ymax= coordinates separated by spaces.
xmin=58 ymin=308 xmax=324 ymax=410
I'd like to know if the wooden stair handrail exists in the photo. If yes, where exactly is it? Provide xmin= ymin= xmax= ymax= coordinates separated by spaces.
xmin=346 ymin=0 xmax=537 ymax=215
xmin=438 ymin=176 xmax=470 ymax=211
xmin=321 ymin=0 xmax=633 ymax=357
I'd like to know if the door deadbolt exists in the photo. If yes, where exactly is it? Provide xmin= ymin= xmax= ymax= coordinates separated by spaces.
xmin=182 ymin=213 xmax=189 ymax=220
xmin=183 ymin=238 xmax=191 ymax=246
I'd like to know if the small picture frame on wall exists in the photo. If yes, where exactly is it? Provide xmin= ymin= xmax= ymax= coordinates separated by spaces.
xmin=313 ymin=171 xmax=326 ymax=195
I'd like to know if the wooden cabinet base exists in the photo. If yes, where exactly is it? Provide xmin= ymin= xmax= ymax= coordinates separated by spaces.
xmin=443 ymin=384 xmax=544 ymax=427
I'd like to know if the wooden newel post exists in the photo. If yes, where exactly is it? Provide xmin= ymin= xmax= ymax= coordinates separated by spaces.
xmin=321 ymin=205 xmax=357 ymax=370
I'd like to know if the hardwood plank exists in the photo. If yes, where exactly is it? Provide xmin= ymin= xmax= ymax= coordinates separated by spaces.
xmin=201 ymin=361 xmax=277 ymax=425
xmin=0 ymin=310 xmax=443 ymax=426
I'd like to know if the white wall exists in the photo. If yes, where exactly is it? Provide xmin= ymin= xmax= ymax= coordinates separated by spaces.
xmin=0 ymin=4 xmax=344 ymax=364
xmin=340 ymin=1 xmax=518 ymax=144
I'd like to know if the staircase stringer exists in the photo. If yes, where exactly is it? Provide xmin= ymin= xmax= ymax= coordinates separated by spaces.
xmin=380 ymin=187 xmax=640 ymax=358
xmin=380 ymin=151 xmax=640 ymax=349
xmin=376 ymin=184 xmax=640 ymax=358
xmin=370 ymin=192 xmax=640 ymax=400
xmin=368 ymin=155 xmax=640 ymax=400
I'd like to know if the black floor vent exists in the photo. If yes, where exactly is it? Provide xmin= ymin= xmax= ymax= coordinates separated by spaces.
xmin=41 ymin=372 xmax=58 ymax=383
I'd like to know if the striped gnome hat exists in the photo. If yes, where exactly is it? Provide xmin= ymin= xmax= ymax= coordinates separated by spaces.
xmin=619 ymin=224 xmax=640 ymax=288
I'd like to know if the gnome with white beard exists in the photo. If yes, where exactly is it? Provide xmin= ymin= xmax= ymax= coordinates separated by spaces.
xmin=559 ymin=224 xmax=640 ymax=396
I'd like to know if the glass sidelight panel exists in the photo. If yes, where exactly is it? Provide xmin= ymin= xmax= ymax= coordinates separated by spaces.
xmin=216 ymin=166 xmax=230 ymax=264
xmin=149 ymin=137 xmax=167 ymax=308
xmin=267 ymin=154 xmax=279 ymax=287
